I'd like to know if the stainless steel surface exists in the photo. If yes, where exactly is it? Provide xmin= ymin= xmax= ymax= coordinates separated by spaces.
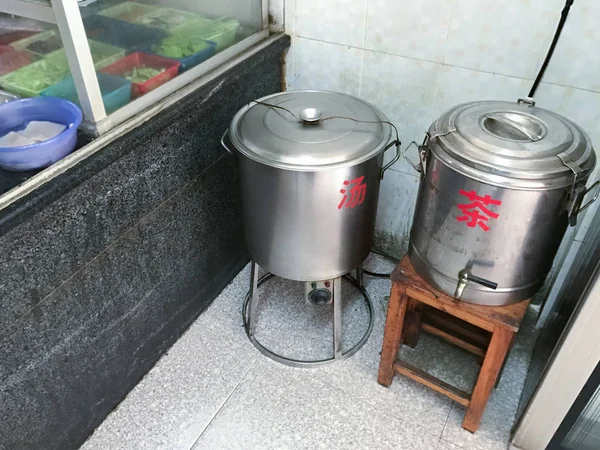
xmin=241 ymin=263 xmax=374 ymax=368
xmin=299 ymin=107 xmax=323 ymax=123
xmin=409 ymin=100 xmax=597 ymax=306
xmin=227 ymin=90 xmax=396 ymax=281
xmin=229 ymin=90 xmax=392 ymax=171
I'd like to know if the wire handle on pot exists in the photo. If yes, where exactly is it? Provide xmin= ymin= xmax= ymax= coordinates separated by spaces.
xmin=380 ymin=139 xmax=401 ymax=180
xmin=251 ymin=100 xmax=403 ymax=177
xmin=221 ymin=129 xmax=234 ymax=155
xmin=403 ymin=141 xmax=423 ymax=173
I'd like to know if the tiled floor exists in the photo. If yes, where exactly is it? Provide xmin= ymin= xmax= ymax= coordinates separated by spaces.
xmin=82 ymin=254 xmax=538 ymax=450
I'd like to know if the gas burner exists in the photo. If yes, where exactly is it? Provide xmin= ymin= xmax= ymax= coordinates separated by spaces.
xmin=242 ymin=262 xmax=373 ymax=368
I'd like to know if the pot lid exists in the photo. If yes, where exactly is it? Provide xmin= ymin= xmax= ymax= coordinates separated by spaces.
xmin=429 ymin=99 xmax=596 ymax=189
xmin=228 ymin=90 xmax=392 ymax=170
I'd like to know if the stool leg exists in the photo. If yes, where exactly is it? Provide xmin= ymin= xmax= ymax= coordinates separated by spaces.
xmin=247 ymin=261 xmax=259 ymax=337
xmin=495 ymin=334 xmax=516 ymax=389
xmin=462 ymin=326 xmax=513 ymax=433
xmin=402 ymin=299 xmax=421 ymax=348
xmin=377 ymin=284 xmax=408 ymax=387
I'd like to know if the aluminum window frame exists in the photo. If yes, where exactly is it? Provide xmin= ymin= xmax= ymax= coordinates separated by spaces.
xmin=1 ymin=0 xmax=270 ymax=135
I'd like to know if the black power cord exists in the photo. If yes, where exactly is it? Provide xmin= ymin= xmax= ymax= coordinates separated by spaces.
xmin=363 ymin=249 xmax=400 ymax=278
xmin=528 ymin=0 xmax=574 ymax=98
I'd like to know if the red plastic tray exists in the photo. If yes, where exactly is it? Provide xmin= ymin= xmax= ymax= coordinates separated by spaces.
xmin=0 ymin=31 xmax=37 ymax=45
xmin=0 ymin=45 xmax=36 ymax=76
xmin=100 ymin=52 xmax=180 ymax=98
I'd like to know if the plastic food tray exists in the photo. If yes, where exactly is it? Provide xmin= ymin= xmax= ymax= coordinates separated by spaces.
xmin=84 ymin=15 xmax=167 ymax=49
xmin=41 ymin=72 xmax=132 ymax=114
xmin=133 ymin=7 xmax=209 ymax=31
xmin=0 ymin=30 xmax=38 ymax=45
xmin=0 ymin=58 xmax=70 ymax=97
xmin=141 ymin=37 xmax=216 ymax=73
xmin=0 ymin=45 xmax=37 ymax=76
xmin=98 ymin=2 xmax=157 ymax=23
xmin=177 ymin=19 xmax=240 ymax=52
xmin=10 ymin=30 xmax=63 ymax=57
xmin=48 ymin=39 xmax=126 ymax=70
xmin=100 ymin=52 xmax=180 ymax=98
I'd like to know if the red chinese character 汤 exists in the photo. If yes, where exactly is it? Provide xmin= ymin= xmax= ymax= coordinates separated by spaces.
xmin=456 ymin=189 xmax=502 ymax=231
xmin=338 ymin=176 xmax=367 ymax=210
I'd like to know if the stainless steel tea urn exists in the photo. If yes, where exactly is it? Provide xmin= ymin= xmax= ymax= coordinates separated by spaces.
xmin=406 ymin=98 xmax=598 ymax=306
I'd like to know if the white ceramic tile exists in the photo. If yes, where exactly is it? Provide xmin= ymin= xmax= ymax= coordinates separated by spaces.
xmin=296 ymin=0 xmax=367 ymax=48
xmin=361 ymin=51 xmax=441 ymax=175
xmin=293 ymin=38 xmax=363 ymax=95
xmin=445 ymin=0 xmax=564 ymax=79
xmin=284 ymin=0 xmax=295 ymax=35
xmin=374 ymin=170 xmax=420 ymax=259
xmin=284 ymin=37 xmax=295 ymax=90
xmin=81 ymin=265 xmax=259 ymax=450
xmin=534 ymin=83 xmax=600 ymax=145
xmin=193 ymin=357 xmax=442 ymax=450
xmin=433 ymin=65 xmax=532 ymax=118
xmin=365 ymin=0 xmax=455 ymax=62
xmin=541 ymin=0 xmax=600 ymax=92
xmin=268 ymin=0 xmax=284 ymax=32
xmin=438 ymin=440 xmax=464 ymax=450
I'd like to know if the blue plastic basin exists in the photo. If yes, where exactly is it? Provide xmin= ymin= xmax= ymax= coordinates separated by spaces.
xmin=0 ymin=97 xmax=82 ymax=171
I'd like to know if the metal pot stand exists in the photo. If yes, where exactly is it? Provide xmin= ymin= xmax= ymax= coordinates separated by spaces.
xmin=242 ymin=262 xmax=374 ymax=368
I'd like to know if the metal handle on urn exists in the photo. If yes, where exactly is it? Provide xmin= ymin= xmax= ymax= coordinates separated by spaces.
xmin=380 ymin=139 xmax=401 ymax=179
xmin=403 ymin=136 xmax=429 ymax=175
xmin=221 ymin=129 xmax=234 ymax=155
xmin=454 ymin=270 xmax=499 ymax=301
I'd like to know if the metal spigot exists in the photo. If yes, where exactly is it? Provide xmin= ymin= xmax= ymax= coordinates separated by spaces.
xmin=454 ymin=270 xmax=499 ymax=300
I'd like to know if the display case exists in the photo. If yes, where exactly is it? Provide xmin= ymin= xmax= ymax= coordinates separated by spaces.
xmin=0 ymin=0 xmax=268 ymax=135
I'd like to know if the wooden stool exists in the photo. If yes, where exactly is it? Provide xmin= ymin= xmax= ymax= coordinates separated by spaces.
xmin=377 ymin=256 xmax=529 ymax=433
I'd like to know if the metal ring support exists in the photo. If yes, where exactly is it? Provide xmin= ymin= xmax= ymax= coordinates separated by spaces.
xmin=242 ymin=270 xmax=374 ymax=368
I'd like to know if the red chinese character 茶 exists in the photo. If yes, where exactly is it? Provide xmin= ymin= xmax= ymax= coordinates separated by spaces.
xmin=338 ymin=176 xmax=367 ymax=210
xmin=456 ymin=189 xmax=502 ymax=231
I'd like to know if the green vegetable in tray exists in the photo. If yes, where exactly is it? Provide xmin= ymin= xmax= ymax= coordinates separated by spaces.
xmin=152 ymin=35 xmax=211 ymax=58
xmin=124 ymin=66 xmax=163 ymax=84
xmin=138 ymin=12 xmax=193 ymax=28
xmin=1 ymin=58 xmax=69 ymax=92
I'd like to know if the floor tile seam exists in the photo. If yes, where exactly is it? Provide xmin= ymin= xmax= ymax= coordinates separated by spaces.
xmin=189 ymin=354 xmax=261 ymax=449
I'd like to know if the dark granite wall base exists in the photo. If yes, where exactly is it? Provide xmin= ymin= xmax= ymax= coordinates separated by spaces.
xmin=0 ymin=35 xmax=290 ymax=450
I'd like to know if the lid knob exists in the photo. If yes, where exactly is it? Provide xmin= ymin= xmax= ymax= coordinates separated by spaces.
xmin=299 ymin=107 xmax=323 ymax=124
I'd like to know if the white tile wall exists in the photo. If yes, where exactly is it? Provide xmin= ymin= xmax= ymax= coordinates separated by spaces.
xmin=541 ymin=0 xmax=600 ymax=92
xmin=293 ymin=38 xmax=363 ymax=95
xmin=296 ymin=0 xmax=368 ymax=48
xmin=374 ymin=170 xmax=420 ymax=256
xmin=361 ymin=51 xmax=441 ymax=174
xmin=282 ymin=0 xmax=600 ymax=259
xmin=433 ymin=65 xmax=531 ymax=117
xmin=365 ymin=0 xmax=455 ymax=62
xmin=445 ymin=0 xmax=563 ymax=79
